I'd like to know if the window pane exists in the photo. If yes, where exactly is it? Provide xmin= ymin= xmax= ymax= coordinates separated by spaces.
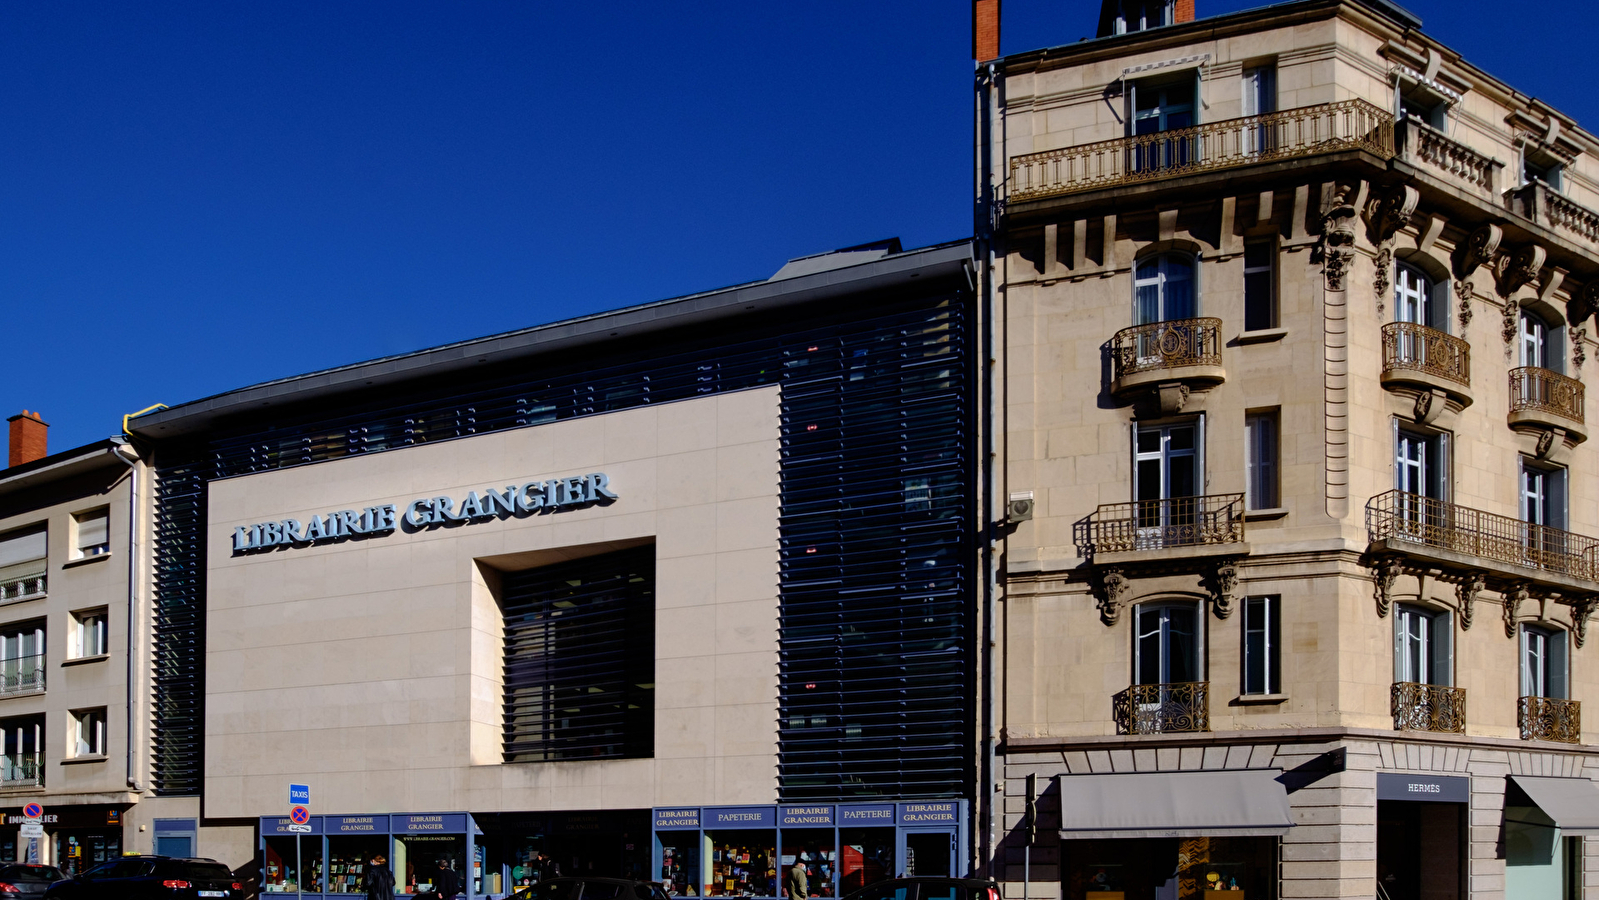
xmin=1137 ymin=610 xmax=1163 ymax=685
xmin=1243 ymin=271 xmax=1274 ymax=331
xmin=1166 ymin=425 xmax=1194 ymax=452
xmin=1243 ymin=598 xmax=1267 ymax=694
xmin=1166 ymin=607 xmax=1197 ymax=683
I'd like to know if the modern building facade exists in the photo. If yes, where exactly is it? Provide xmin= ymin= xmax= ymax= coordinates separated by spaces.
xmin=123 ymin=240 xmax=981 ymax=896
xmin=976 ymin=1 xmax=1599 ymax=898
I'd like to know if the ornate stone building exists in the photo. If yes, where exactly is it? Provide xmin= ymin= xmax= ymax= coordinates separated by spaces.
xmin=975 ymin=0 xmax=1599 ymax=897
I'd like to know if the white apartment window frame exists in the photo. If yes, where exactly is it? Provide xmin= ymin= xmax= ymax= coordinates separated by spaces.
xmin=1241 ymin=595 xmax=1281 ymax=695
xmin=1132 ymin=251 xmax=1198 ymax=325
xmin=1519 ymin=308 xmax=1564 ymax=372
xmin=1394 ymin=261 xmax=1449 ymax=332
xmin=0 ymin=525 xmax=48 ymax=598
xmin=1394 ymin=422 xmax=1449 ymax=501
xmin=1520 ymin=459 xmax=1567 ymax=531
xmin=70 ymin=608 xmax=109 ymax=660
xmin=1134 ymin=417 xmax=1205 ymax=504
xmin=71 ymin=707 xmax=107 ymax=758
xmin=70 ymin=507 xmax=111 ymax=560
xmin=1133 ymin=600 xmax=1205 ymax=686
xmin=1394 ymin=603 xmax=1452 ymax=686
xmin=1242 ymin=239 xmax=1277 ymax=331
xmin=1112 ymin=0 xmax=1175 ymax=34
xmin=1245 ymin=409 xmax=1280 ymax=511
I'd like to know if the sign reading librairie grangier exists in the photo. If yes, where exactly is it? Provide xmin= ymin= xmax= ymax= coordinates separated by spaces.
xmin=231 ymin=473 xmax=616 ymax=553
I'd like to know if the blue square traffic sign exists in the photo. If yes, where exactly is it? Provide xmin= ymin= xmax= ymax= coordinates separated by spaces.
xmin=289 ymin=784 xmax=310 ymax=805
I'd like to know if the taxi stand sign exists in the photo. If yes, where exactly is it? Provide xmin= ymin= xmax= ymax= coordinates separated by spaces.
xmin=289 ymin=784 xmax=312 ymax=833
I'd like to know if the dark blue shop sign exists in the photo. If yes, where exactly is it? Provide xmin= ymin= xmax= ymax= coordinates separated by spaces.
xmin=332 ymin=815 xmax=389 ymax=833
xmin=896 ymin=802 xmax=959 ymax=826
xmin=704 ymin=807 xmax=774 ymax=828
xmin=1377 ymin=773 xmax=1470 ymax=803
xmin=655 ymin=809 xmax=700 ymax=829
xmin=837 ymin=805 xmax=895 ymax=825
xmin=395 ymin=813 xmax=467 ymax=833
xmin=264 ymin=815 xmax=324 ymax=835
xmin=780 ymin=806 xmax=834 ymax=827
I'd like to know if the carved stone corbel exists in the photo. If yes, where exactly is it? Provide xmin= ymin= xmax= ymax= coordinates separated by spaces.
xmin=1569 ymin=281 xmax=1599 ymax=329
xmin=1372 ymin=556 xmax=1403 ymax=618
xmin=1367 ymin=185 xmax=1420 ymax=244
xmin=1495 ymin=244 xmax=1547 ymax=299
xmin=1456 ymin=573 xmax=1485 ymax=631
xmin=1455 ymin=224 xmax=1502 ymax=281
xmin=1098 ymin=567 xmax=1130 ymax=626
xmin=1210 ymin=562 xmax=1240 ymax=619
xmin=1375 ymin=246 xmax=1392 ymax=315
xmin=1571 ymin=597 xmax=1597 ymax=648
xmin=1319 ymin=181 xmax=1364 ymax=292
xmin=1573 ymin=327 xmax=1588 ymax=371
xmin=1455 ymin=278 xmax=1474 ymax=329
xmin=1503 ymin=582 xmax=1530 ymax=638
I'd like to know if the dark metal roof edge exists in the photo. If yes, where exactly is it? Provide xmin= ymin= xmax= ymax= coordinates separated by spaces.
xmin=0 ymin=439 xmax=125 ymax=499
xmin=130 ymin=240 xmax=975 ymax=438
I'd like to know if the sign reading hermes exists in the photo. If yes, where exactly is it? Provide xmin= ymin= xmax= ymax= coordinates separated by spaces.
xmin=232 ymin=473 xmax=616 ymax=553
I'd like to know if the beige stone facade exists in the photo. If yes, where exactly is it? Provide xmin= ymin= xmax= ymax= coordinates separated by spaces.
xmin=978 ymin=1 xmax=1599 ymax=898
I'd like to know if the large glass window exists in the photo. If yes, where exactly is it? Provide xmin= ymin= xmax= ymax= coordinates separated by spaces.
xmin=263 ymin=835 xmax=323 ymax=894
xmin=394 ymin=834 xmax=464 ymax=897
xmin=500 ymin=545 xmax=655 ymax=763
xmin=837 ymin=829 xmax=894 ymax=895
xmin=1521 ymin=310 xmax=1554 ymax=369
xmin=659 ymin=832 xmax=702 ymax=897
xmin=780 ymin=830 xmax=835 ymax=898
xmin=1395 ymin=428 xmax=1446 ymax=500
xmin=1521 ymin=626 xmax=1568 ymax=699
xmin=1394 ymin=263 xmax=1446 ymax=331
xmin=1130 ymin=79 xmax=1196 ymax=172
xmin=1521 ymin=461 xmax=1567 ymax=530
xmin=1136 ymin=604 xmax=1199 ymax=685
xmin=1243 ymin=241 xmax=1276 ymax=330
xmin=0 ymin=716 xmax=41 ymax=787
xmin=325 ymin=836 xmax=387 ymax=895
xmin=1133 ymin=254 xmax=1195 ymax=325
xmin=0 ymin=624 xmax=44 ymax=698
xmin=706 ymin=832 xmax=776 ymax=897
xmin=1242 ymin=596 xmax=1281 ymax=695
xmin=1395 ymin=605 xmax=1450 ymax=686
xmin=0 ymin=526 xmax=46 ymax=601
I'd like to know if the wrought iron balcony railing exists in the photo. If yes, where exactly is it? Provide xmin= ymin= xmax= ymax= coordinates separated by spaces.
xmin=1391 ymin=681 xmax=1466 ymax=734
xmin=1398 ymin=116 xmax=1501 ymax=195
xmin=1087 ymin=493 xmax=1245 ymax=555
xmin=1519 ymin=695 xmax=1580 ymax=744
xmin=0 ymin=754 xmax=42 ymax=787
xmin=0 ymin=573 xmax=45 ymax=604
xmin=1509 ymin=366 xmax=1585 ymax=424
xmin=0 ymin=656 xmax=44 ymax=698
xmin=1009 ymin=99 xmax=1395 ymax=201
xmin=1113 ymin=681 xmax=1210 ymax=734
xmin=1508 ymin=180 xmax=1599 ymax=246
xmin=1110 ymin=317 xmax=1223 ymax=382
xmin=1366 ymin=489 xmax=1599 ymax=583
xmin=1381 ymin=322 xmax=1470 ymax=387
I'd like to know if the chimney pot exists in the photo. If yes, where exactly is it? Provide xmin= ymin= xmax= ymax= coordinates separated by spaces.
xmin=7 ymin=411 xmax=48 ymax=468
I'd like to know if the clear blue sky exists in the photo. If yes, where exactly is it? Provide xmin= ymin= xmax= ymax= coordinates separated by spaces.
xmin=3 ymin=0 xmax=1593 ymax=452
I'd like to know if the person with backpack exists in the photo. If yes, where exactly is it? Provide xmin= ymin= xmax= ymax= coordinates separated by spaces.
xmin=363 ymin=854 xmax=395 ymax=900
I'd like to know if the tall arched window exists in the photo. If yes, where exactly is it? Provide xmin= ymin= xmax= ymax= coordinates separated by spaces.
xmin=1134 ymin=253 xmax=1195 ymax=324
xmin=1519 ymin=308 xmax=1561 ymax=371
xmin=1135 ymin=602 xmax=1199 ymax=685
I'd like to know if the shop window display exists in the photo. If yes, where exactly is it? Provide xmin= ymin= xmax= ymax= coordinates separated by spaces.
xmin=837 ymin=829 xmax=894 ymax=894
xmin=326 ymin=835 xmax=388 ymax=894
xmin=706 ymin=832 xmax=776 ymax=897
xmin=263 ymin=835 xmax=324 ymax=893
xmin=53 ymin=832 xmax=120 ymax=877
xmin=779 ymin=829 xmax=834 ymax=898
xmin=1065 ymin=837 xmax=1275 ymax=900
xmin=659 ymin=832 xmax=701 ymax=896
xmin=394 ymin=833 xmax=465 ymax=895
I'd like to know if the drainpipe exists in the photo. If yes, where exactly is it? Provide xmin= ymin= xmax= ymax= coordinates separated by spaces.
xmin=111 ymin=439 xmax=143 ymax=792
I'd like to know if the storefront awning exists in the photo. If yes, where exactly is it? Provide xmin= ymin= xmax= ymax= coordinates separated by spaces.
xmin=1508 ymin=776 xmax=1599 ymax=836
xmin=1058 ymin=770 xmax=1294 ymax=840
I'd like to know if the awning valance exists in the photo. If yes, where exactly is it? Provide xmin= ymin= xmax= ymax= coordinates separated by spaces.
xmin=1509 ymin=775 xmax=1599 ymax=836
xmin=1058 ymin=769 xmax=1294 ymax=840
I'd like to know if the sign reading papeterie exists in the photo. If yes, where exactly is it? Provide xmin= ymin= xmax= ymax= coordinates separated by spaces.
xmin=231 ymin=473 xmax=617 ymax=553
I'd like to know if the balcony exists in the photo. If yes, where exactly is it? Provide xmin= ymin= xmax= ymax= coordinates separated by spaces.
xmin=1380 ymin=322 xmax=1472 ymax=409
xmin=0 ymin=656 xmax=44 ymax=699
xmin=1009 ymin=99 xmax=1394 ymax=202
xmin=1084 ymin=494 xmax=1246 ymax=565
xmin=1113 ymin=682 xmax=1210 ymax=735
xmin=1507 ymin=180 xmax=1599 ymax=247
xmin=0 ymin=754 xmax=41 ymax=788
xmin=1519 ymin=695 xmax=1580 ymax=744
xmin=1366 ymin=489 xmax=1599 ymax=593
xmin=1508 ymin=366 xmax=1586 ymax=443
xmin=1109 ymin=317 xmax=1225 ymax=403
xmin=0 ymin=573 xmax=45 ymax=604
xmin=1397 ymin=115 xmax=1502 ymax=198
xmin=1391 ymin=682 xmax=1466 ymax=734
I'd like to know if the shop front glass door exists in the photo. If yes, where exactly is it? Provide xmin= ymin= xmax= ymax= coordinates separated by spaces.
xmin=900 ymin=831 xmax=954 ymax=877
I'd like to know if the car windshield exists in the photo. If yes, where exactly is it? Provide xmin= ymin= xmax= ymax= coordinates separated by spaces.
xmin=0 ymin=865 xmax=64 ymax=881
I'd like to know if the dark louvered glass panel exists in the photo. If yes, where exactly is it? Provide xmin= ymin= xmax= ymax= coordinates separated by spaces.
xmin=501 ymin=546 xmax=655 ymax=762
xmin=150 ymin=459 xmax=207 ymax=795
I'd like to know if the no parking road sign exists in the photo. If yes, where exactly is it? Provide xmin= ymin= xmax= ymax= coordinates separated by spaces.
xmin=21 ymin=804 xmax=42 ymax=820
xmin=288 ymin=806 xmax=311 ymax=832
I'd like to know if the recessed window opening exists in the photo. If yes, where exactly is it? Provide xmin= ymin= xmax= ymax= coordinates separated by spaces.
xmin=72 ymin=508 xmax=110 ymax=559
xmin=1394 ymin=263 xmax=1447 ymax=332
xmin=71 ymin=609 xmax=108 ymax=659
xmin=1520 ymin=461 xmax=1567 ymax=530
xmin=1134 ymin=421 xmax=1202 ymax=544
xmin=1243 ymin=242 xmax=1276 ymax=331
xmin=1395 ymin=604 xmax=1450 ymax=686
xmin=72 ymin=708 xmax=107 ymax=757
xmin=1245 ymin=411 xmax=1279 ymax=511
xmin=1242 ymin=596 xmax=1280 ymax=695
xmin=1112 ymin=0 xmax=1174 ymax=34
xmin=1522 ymin=148 xmax=1565 ymax=192
xmin=1134 ymin=253 xmax=1196 ymax=324
xmin=1394 ymin=426 xmax=1447 ymax=500
xmin=1136 ymin=603 xmax=1200 ymax=685
xmin=0 ymin=526 xmax=47 ymax=601
xmin=1519 ymin=310 xmax=1562 ymax=372
xmin=1520 ymin=625 xmax=1568 ymax=699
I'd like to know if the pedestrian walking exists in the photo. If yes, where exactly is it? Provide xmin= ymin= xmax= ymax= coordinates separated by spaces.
xmin=363 ymin=854 xmax=395 ymax=900
xmin=785 ymin=859 xmax=808 ymax=900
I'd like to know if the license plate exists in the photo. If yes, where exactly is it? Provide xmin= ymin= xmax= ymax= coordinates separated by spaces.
xmin=199 ymin=892 xmax=226 ymax=898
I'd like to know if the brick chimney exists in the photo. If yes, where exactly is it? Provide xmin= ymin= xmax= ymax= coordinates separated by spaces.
xmin=7 ymin=411 xmax=47 ymax=467
xmin=1175 ymin=0 xmax=1195 ymax=23
xmin=973 ymin=0 xmax=1000 ymax=62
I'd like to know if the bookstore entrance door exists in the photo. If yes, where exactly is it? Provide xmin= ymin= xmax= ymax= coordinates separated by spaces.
xmin=901 ymin=830 xmax=956 ymax=877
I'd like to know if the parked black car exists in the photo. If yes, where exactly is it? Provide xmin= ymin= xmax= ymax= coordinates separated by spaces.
xmin=41 ymin=856 xmax=241 ymax=900
xmin=510 ymin=877 xmax=673 ymax=900
xmin=842 ymin=877 xmax=1002 ymax=900
xmin=0 ymin=865 xmax=67 ymax=897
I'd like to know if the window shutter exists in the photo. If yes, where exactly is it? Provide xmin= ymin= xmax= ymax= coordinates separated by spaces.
xmin=75 ymin=509 xmax=109 ymax=552
xmin=0 ymin=528 xmax=47 ymax=584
